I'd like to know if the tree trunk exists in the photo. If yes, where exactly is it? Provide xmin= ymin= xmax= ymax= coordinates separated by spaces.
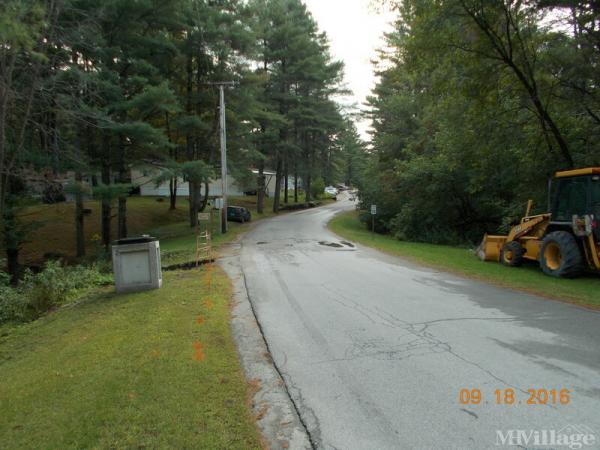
xmin=101 ymin=196 xmax=111 ymax=249
xmin=3 ymin=199 xmax=19 ymax=284
xmin=101 ymin=152 xmax=111 ymax=249
xmin=166 ymin=112 xmax=177 ymax=211
xmin=117 ymin=140 xmax=127 ymax=240
xmin=185 ymin=48 xmax=196 ymax=227
xmin=305 ymin=133 xmax=313 ymax=202
xmin=188 ymin=180 xmax=198 ymax=227
xmin=294 ymin=162 xmax=298 ymax=203
xmin=6 ymin=247 xmax=19 ymax=285
xmin=273 ymin=156 xmax=283 ymax=213
xmin=188 ymin=181 xmax=204 ymax=227
xmin=75 ymin=171 xmax=85 ymax=257
xmin=117 ymin=195 xmax=127 ymax=239
xmin=199 ymin=181 xmax=209 ymax=212
xmin=169 ymin=177 xmax=177 ymax=210
xmin=257 ymin=161 xmax=265 ymax=214
xmin=284 ymin=157 xmax=289 ymax=204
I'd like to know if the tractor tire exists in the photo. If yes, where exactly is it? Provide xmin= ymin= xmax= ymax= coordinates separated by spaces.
xmin=500 ymin=241 xmax=525 ymax=267
xmin=540 ymin=231 xmax=583 ymax=278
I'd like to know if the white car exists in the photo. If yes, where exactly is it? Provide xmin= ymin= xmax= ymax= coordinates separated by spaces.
xmin=324 ymin=186 xmax=338 ymax=195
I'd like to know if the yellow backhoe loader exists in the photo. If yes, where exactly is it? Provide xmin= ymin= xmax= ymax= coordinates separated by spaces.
xmin=478 ymin=167 xmax=600 ymax=278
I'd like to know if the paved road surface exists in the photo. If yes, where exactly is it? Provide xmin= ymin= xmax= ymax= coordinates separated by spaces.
xmin=240 ymin=194 xmax=600 ymax=449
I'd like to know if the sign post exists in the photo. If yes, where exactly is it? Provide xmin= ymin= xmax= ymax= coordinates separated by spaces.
xmin=370 ymin=204 xmax=377 ymax=236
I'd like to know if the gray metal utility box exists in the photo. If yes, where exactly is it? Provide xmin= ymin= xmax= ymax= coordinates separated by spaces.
xmin=112 ymin=236 xmax=162 ymax=293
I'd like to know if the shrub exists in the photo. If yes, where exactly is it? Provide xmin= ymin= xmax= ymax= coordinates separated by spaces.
xmin=0 ymin=266 xmax=10 ymax=286
xmin=311 ymin=177 xmax=325 ymax=199
xmin=22 ymin=262 xmax=73 ymax=315
xmin=0 ymin=286 xmax=27 ymax=323
xmin=0 ymin=262 xmax=112 ymax=324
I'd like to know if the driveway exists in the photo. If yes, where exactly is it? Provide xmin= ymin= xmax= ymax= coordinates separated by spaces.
xmin=240 ymin=194 xmax=600 ymax=449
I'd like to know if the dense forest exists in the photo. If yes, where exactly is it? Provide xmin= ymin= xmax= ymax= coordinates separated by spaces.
xmin=0 ymin=0 xmax=364 ymax=280
xmin=6 ymin=0 xmax=599 ymax=280
xmin=361 ymin=0 xmax=600 ymax=244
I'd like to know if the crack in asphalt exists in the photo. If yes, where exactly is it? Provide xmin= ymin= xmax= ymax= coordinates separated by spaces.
xmin=239 ymin=243 xmax=318 ymax=450
xmin=315 ymin=283 xmax=555 ymax=405
xmin=242 ymin=204 xmax=599 ymax=450
xmin=271 ymin=269 xmax=401 ymax=449
xmin=460 ymin=408 xmax=479 ymax=419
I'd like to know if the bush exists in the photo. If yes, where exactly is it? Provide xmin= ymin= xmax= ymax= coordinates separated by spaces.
xmin=0 ymin=265 xmax=10 ymax=286
xmin=0 ymin=262 xmax=112 ymax=324
xmin=311 ymin=177 xmax=325 ymax=199
xmin=0 ymin=286 xmax=28 ymax=323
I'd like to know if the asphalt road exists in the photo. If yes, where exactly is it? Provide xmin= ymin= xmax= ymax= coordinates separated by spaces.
xmin=240 ymin=193 xmax=600 ymax=450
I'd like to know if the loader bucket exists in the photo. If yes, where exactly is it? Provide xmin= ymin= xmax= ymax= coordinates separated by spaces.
xmin=476 ymin=234 xmax=507 ymax=262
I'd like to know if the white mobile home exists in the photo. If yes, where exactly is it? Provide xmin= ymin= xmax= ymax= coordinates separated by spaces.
xmin=130 ymin=164 xmax=278 ymax=197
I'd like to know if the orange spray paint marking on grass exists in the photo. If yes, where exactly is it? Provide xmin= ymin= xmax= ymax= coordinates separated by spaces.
xmin=202 ymin=299 xmax=214 ymax=310
xmin=196 ymin=315 xmax=205 ymax=325
xmin=193 ymin=341 xmax=206 ymax=361
xmin=204 ymin=265 xmax=214 ymax=287
xmin=151 ymin=349 xmax=161 ymax=358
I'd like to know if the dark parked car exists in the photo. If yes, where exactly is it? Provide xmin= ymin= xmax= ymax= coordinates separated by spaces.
xmin=227 ymin=206 xmax=252 ymax=223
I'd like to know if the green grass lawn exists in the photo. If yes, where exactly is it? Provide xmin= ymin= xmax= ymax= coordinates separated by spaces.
xmin=0 ymin=193 xmax=338 ymax=449
xmin=329 ymin=211 xmax=600 ymax=309
xmin=0 ymin=268 xmax=262 ymax=449
xmin=19 ymin=197 xmax=190 ymax=265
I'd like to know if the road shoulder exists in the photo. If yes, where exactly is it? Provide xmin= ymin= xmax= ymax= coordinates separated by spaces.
xmin=328 ymin=209 xmax=600 ymax=310
xmin=220 ymin=240 xmax=312 ymax=450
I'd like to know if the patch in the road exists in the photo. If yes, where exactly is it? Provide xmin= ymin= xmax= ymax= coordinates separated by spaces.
xmin=318 ymin=241 xmax=344 ymax=248
xmin=256 ymin=241 xmax=268 ymax=245
xmin=340 ymin=241 xmax=355 ymax=248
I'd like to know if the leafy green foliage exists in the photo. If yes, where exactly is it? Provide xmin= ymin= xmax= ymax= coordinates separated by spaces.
xmin=249 ymin=0 xmax=346 ymax=208
xmin=0 ymin=262 xmax=112 ymax=324
xmin=310 ymin=177 xmax=325 ymax=199
xmin=362 ymin=0 xmax=600 ymax=244
xmin=330 ymin=211 xmax=600 ymax=308
xmin=0 ymin=285 xmax=27 ymax=324
xmin=0 ymin=0 xmax=349 ymax=274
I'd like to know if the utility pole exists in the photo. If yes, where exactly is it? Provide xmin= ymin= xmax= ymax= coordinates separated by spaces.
xmin=208 ymin=81 xmax=237 ymax=233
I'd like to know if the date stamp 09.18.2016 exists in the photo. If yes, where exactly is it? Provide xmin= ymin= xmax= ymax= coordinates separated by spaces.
xmin=459 ymin=388 xmax=571 ymax=406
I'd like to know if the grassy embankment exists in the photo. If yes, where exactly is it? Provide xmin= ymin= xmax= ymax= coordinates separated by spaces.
xmin=18 ymin=194 xmax=325 ymax=267
xmin=0 ymin=268 xmax=262 ymax=449
xmin=1 ymin=195 xmax=302 ymax=449
xmin=329 ymin=211 xmax=600 ymax=309
xmin=19 ymin=196 xmax=274 ymax=265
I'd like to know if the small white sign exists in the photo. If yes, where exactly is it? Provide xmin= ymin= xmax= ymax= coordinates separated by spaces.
xmin=371 ymin=205 xmax=377 ymax=215
xmin=197 ymin=212 xmax=211 ymax=222
xmin=214 ymin=198 xmax=224 ymax=209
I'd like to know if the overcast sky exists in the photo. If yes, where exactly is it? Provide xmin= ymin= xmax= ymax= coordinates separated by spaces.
xmin=302 ymin=0 xmax=396 ymax=141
